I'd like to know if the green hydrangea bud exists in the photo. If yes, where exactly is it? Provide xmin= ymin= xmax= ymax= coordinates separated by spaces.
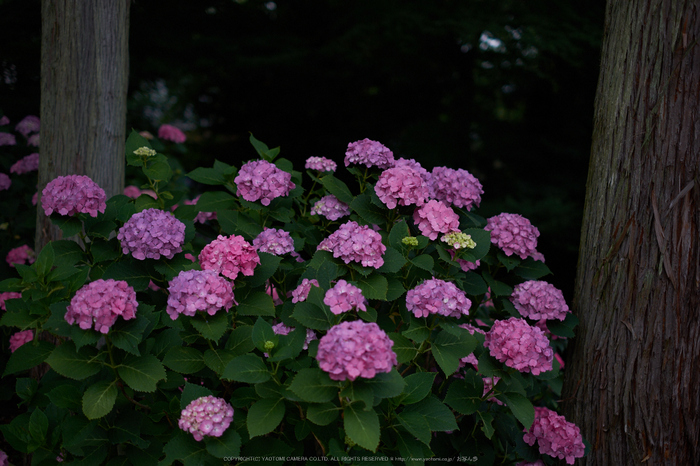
xmin=344 ymin=434 xmax=356 ymax=447
xmin=134 ymin=146 xmax=156 ymax=157
xmin=263 ymin=340 xmax=275 ymax=351
xmin=402 ymin=236 xmax=419 ymax=247
xmin=441 ymin=231 xmax=476 ymax=250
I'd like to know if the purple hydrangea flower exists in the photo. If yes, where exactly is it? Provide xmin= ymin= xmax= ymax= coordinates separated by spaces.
xmin=429 ymin=166 xmax=483 ymax=210
xmin=41 ymin=175 xmax=106 ymax=217
xmin=305 ymin=156 xmax=337 ymax=172
xmin=118 ymin=208 xmax=186 ymax=260
xmin=485 ymin=213 xmax=540 ymax=260
xmin=9 ymin=330 xmax=33 ymax=353
xmin=0 ymin=133 xmax=17 ymax=146
xmin=26 ymin=133 xmax=39 ymax=146
xmin=0 ymin=173 xmax=10 ymax=191
xmin=65 ymin=279 xmax=138 ymax=334
xmin=344 ymin=138 xmax=395 ymax=169
xmin=523 ymin=407 xmax=585 ymax=465
xmin=10 ymin=153 xmax=39 ymax=174
xmin=158 ymin=124 xmax=186 ymax=143
xmin=484 ymin=317 xmax=553 ymax=375
xmin=6 ymin=245 xmax=35 ymax=267
xmin=323 ymin=280 xmax=367 ymax=315
xmin=394 ymin=157 xmax=431 ymax=185
xmin=179 ymin=396 xmax=234 ymax=441
xmin=253 ymin=228 xmax=295 ymax=256
xmin=199 ymin=234 xmax=260 ymax=280
xmin=413 ymin=199 xmax=460 ymax=240
xmin=291 ymin=278 xmax=319 ymax=303
xmin=0 ymin=292 xmax=21 ymax=311
xmin=317 ymin=221 xmax=386 ymax=269
xmin=15 ymin=115 xmax=40 ymax=137
xmin=166 ymin=269 xmax=235 ymax=320
xmin=235 ymin=159 xmax=295 ymax=206
xmin=511 ymin=280 xmax=570 ymax=321
xmin=375 ymin=166 xmax=430 ymax=209
xmin=0 ymin=115 xmax=9 ymax=125
xmin=406 ymin=277 xmax=471 ymax=319
xmin=311 ymin=195 xmax=350 ymax=221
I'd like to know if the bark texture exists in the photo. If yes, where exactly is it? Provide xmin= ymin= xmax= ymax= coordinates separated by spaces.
xmin=36 ymin=0 xmax=129 ymax=250
xmin=562 ymin=1 xmax=700 ymax=464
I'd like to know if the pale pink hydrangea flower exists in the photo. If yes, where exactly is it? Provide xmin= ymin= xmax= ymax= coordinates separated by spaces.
xmin=117 ymin=208 xmax=186 ymax=260
xmin=323 ymin=280 xmax=367 ymax=315
xmin=199 ymin=234 xmax=260 ymax=280
xmin=311 ymin=195 xmax=350 ymax=221
xmin=6 ymin=245 xmax=35 ymax=267
xmin=291 ymin=278 xmax=319 ymax=303
xmin=0 ymin=133 xmax=17 ymax=146
xmin=511 ymin=280 xmax=570 ymax=321
xmin=235 ymin=159 xmax=295 ymax=206
xmin=305 ymin=156 xmax=337 ymax=172
xmin=406 ymin=277 xmax=471 ymax=319
xmin=0 ymin=173 xmax=10 ymax=191
xmin=179 ymin=396 xmax=234 ymax=442
xmin=184 ymin=195 xmax=217 ymax=223
xmin=15 ymin=115 xmax=40 ymax=137
xmin=485 ymin=213 xmax=540 ymax=260
xmin=0 ymin=115 xmax=9 ymax=125
xmin=271 ymin=322 xmax=317 ymax=350
xmin=10 ymin=153 xmax=39 ymax=174
xmin=0 ymin=292 xmax=21 ymax=311
xmin=374 ymin=165 xmax=430 ymax=209
xmin=166 ymin=269 xmax=235 ymax=320
xmin=344 ymin=138 xmax=395 ymax=169
xmin=429 ymin=166 xmax=483 ymax=210
xmin=158 ymin=124 xmax=186 ymax=143
xmin=253 ymin=228 xmax=295 ymax=256
xmin=413 ymin=200 xmax=460 ymax=240
xmin=9 ymin=330 xmax=34 ymax=352
xmin=317 ymin=220 xmax=386 ymax=269
xmin=123 ymin=185 xmax=157 ymax=199
xmin=316 ymin=320 xmax=397 ymax=381
xmin=484 ymin=317 xmax=553 ymax=375
xmin=65 ymin=279 xmax=138 ymax=334
xmin=523 ymin=407 xmax=585 ymax=465
xmin=41 ymin=175 xmax=106 ymax=217
xmin=27 ymin=134 xmax=39 ymax=146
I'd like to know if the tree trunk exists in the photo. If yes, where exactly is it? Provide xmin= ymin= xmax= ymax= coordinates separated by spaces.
xmin=562 ymin=1 xmax=700 ymax=464
xmin=36 ymin=0 xmax=129 ymax=250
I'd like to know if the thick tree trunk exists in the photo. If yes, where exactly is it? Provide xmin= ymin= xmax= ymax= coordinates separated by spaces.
xmin=562 ymin=1 xmax=700 ymax=464
xmin=36 ymin=0 xmax=129 ymax=250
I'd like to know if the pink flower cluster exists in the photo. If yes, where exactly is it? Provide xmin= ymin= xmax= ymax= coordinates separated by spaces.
xmin=374 ymin=166 xmax=430 ymax=209
xmin=158 ymin=124 xmax=186 ymax=143
xmin=235 ymin=160 xmax=295 ymax=206
xmin=291 ymin=278 xmax=319 ymax=303
xmin=523 ymin=407 xmax=585 ymax=465
xmin=511 ymin=280 xmax=570 ymax=321
xmin=271 ymin=322 xmax=317 ymax=350
xmin=15 ymin=115 xmax=40 ymax=137
xmin=6 ymin=245 xmax=35 ymax=267
xmin=253 ymin=228 xmax=295 ymax=256
xmin=123 ymin=185 xmax=156 ymax=199
xmin=65 ymin=279 xmax=138 ymax=334
xmin=484 ymin=317 xmax=553 ymax=375
xmin=485 ymin=213 xmax=540 ymax=260
xmin=406 ymin=278 xmax=471 ymax=319
xmin=178 ymin=395 xmax=234 ymax=441
xmin=41 ymin=175 xmax=106 ymax=217
xmin=305 ymin=156 xmax=337 ymax=172
xmin=394 ymin=158 xmax=431 ymax=185
xmin=429 ymin=166 xmax=483 ymax=210
xmin=344 ymin=138 xmax=395 ymax=169
xmin=0 ymin=173 xmax=10 ymax=191
xmin=9 ymin=330 xmax=34 ymax=353
xmin=10 ymin=153 xmax=39 ymax=174
xmin=316 ymin=320 xmax=397 ymax=381
xmin=0 ymin=133 xmax=16 ymax=146
xmin=0 ymin=448 xmax=7 ymax=466
xmin=311 ymin=195 xmax=350 ymax=221
xmin=166 ymin=269 xmax=235 ymax=320
xmin=199 ymin=234 xmax=260 ymax=280
xmin=0 ymin=292 xmax=21 ymax=311
xmin=317 ymin=221 xmax=386 ymax=268
xmin=0 ymin=115 xmax=9 ymax=125
xmin=118 ymin=208 xmax=186 ymax=260
xmin=413 ymin=200 xmax=460 ymax=240
xmin=323 ymin=280 xmax=367 ymax=315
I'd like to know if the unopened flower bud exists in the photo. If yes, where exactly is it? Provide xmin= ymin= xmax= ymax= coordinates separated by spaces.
xmin=402 ymin=236 xmax=419 ymax=247
xmin=134 ymin=146 xmax=156 ymax=157
xmin=441 ymin=231 xmax=476 ymax=250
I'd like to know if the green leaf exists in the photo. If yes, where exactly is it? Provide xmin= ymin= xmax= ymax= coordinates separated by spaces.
xmin=395 ymin=430 xmax=432 ymax=466
xmin=244 ymin=252 xmax=282 ymax=288
xmin=388 ymin=220 xmax=410 ymax=249
xmin=195 ymin=191 xmax=238 ymax=212
xmin=102 ymin=259 xmax=152 ymax=292
xmin=203 ymin=348 xmax=236 ymax=375
xmin=431 ymin=330 xmax=477 ymax=377
xmin=236 ymin=291 xmax=276 ymax=317
xmin=51 ymin=216 xmax=82 ymax=238
xmin=180 ymin=382 xmax=215 ymax=410
xmin=186 ymin=166 xmax=226 ymax=185
xmin=125 ymin=129 xmax=153 ymax=166
xmin=110 ymin=315 xmax=150 ymax=356
xmin=388 ymin=332 xmax=417 ymax=364
xmin=502 ymin=392 xmax=535 ymax=430
xmin=350 ymin=192 xmax=386 ymax=225
xmin=205 ymin=428 xmax=242 ymax=459
xmin=268 ymin=327 xmax=305 ymax=362
xmin=190 ymin=310 xmax=230 ymax=341
xmin=463 ymin=228 xmax=491 ymax=261
xmin=161 ymin=431 xmax=209 ymax=466
xmin=28 ymin=408 xmax=48 ymax=446
xmin=362 ymin=369 xmax=405 ymax=399
xmin=320 ymin=174 xmax=354 ymax=204
xmin=396 ymin=372 xmax=436 ymax=405
xmin=513 ymin=257 xmax=552 ymax=280
xmin=399 ymin=395 xmax=458 ymax=433
xmin=461 ymin=272 xmax=488 ymax=296
xmin=291 ymin=301 xmax=333 ymax=331
xmin=47 ymin=384 xmax=83 ymax=411
xmin=252 ymin=317 xmax=277 ymax=353
xmin=153 ymin=254 xmax=199 ymax=281
xmin=222 ymin=354 xmax=270 ymax=383
xmin=376 ymin=247 xmax=407 ymax=274
xmin=497 ymin=250 xmax=521 ymax=271
xmin=478 ymin=411 xmax=495 ymax=439
xmin=356 ymin=273 xmax=388 ymax=300
xmin=340 ymin=382 xmax=374 ymax=410
xmin=247 ymin=398 xmax=286 ymax=438
xmin=117 ymin=354 xmax=166 ymax=392
xmin=386 ymin=278 xmax=406 ymax=301
xmin=482 ymin=270 xmax=513 ymax=297
xmin=163 ymin=346 xmax=206 ymax=374
xmin=0 ymin=305 xmax=40 ymax=330
xmin=249 ymin=133 xmax=278 ymax=160
xmin=34 ymin=243 xmax=55 ymax=277
xmin=143 ymin=154 xmax=173 ymax=183
xmin=45 ymin=341 xmax=102 ymax=380
xmin=410 ymin=254 xmax=434 ymax=272
xmin=51 ymin=239 xmax=85 ymax=266
xmin=225 ymin=325 xmax=256 ymax=355
xmin=288 ymin=368 xmax=338 ymax=402
xmin=344 ymin=404 xmax=380 ymax=452
xmin=403 ymin=318 xmax=430 ymax=343
xmin=82 ymin=380 xmax=118 ymax=419
xmin=87 ymin=220 xmax=117 ymax=240
xmin=135 ymin=193 xmax=160 ymax=211
xmin=306 ymin=402 xmax=340 ymax=426
xmin=397 ymin=411 xmax=432 ymax=446
xmin=443 ymin=376 xmax=483 ymax=415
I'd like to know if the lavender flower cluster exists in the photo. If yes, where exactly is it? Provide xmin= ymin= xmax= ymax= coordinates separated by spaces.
xmin=41 ymin=175 xmax=106 ymax=217
xmin=430 ymin=166 xmax=483 ymax=211
xmin=117 ymin=208 xmax=186 ymax=260
xmin=253 ymin=228 xmax=295 ymax=256
xmin=311 ymin=195 xmax=350 ymax=221
xmin=178 ymin=396 xmax=234 ymax=441
xmin=9 ymin=330 xmax=33 ymax=353
xmin=6 ymin=245 xmax=34 ymax=267
xmin=484 ymin=317 xmax=553 ymax=375
xmin=344 ymin=138 xmax=395 ymax=169
xmin=511 ymin=280 xmax=570 ymax=321
xmin=10 ymin=153 xmax=39 ymax=174
xmin=65 ymin=279 xmax=138 ymax=334
xmin=323 ymin=280 xmax=367 ymax=315
xmin=523 ymin=407 xmax=586 ymax=464
xmin=0 ymin=173 xmax=10 ymax=191
xmin=166 ymin=270 xmax=235 ymax=320
xmin=485 ymin=213 xmax=540 ymax=260
xmin=291 ymin=278 xmax=319 ymax=303
xmin=305 ymin=156 xmax=337 ymax=172
xmin=199 ymin=234 xmax=260 ymax=280
xmin=317 ymin=220 xmax=386 ymax=268
xmin=235 ymin=160 xmax=295 ymax=206
xmin=158 ymin=124 xmax=187 ymax=143
xmin=406 ymin=277 xmax=471 ymax=319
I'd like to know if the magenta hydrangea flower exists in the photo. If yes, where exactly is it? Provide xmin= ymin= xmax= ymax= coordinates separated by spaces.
xmin=41 ymin=175 xmax=106 ymax=217
xmin=316 ymin=320 xmax=397 ymax=381
xmin=65 ymin=279 xmax=138 ymax=334
xmin=484 ymin=317 xmax=553 ymax=375
xmin=183 ymin=195 xmax=217 ymax=223
xmin=0 ymin=115 xmax=9 ymax=125
xmin=0 ymin=133 xmax=16 ymax=146
xmin=523 ymin=407 xmax=585 ymax=465
xmin=166 ymin=269 xmax=235 ymax=320
xmin=9 ymin=330 xmax=34 ymax=353
xmin=406 ymin=277 xmax=471 ymax=319
xmin=199 ymin=234 xmax=260 ymax=280
xmin=485 ymin=213 xmax=540 ymax=260
xmin=318 ymin=221 xmax=386 ymax=268
xmin=375 ymin=166 xmax=430 ymax=209
xmin=235 ymin=159 xmax=295 ymax=206
xmin=305 ymin=156 xmax=337 ymax=172
xmin=511 ymin=280 xmax=570 ymax=321
xmin=15 ymin=115 xmax=40 ymax=137
xmin=413 ymin=199 xmax=460 ymax=240
xmin=344 ymin=138 xmax=395 ymax=169
xmin=253 ymin=228 xmax=295 ymax=256
xmin=310 ymin=195 xmax=350 ymax=221
xmin=178 ymin=396 xmax=234 ymax=442
xmin=158 ymin=124 xmax=186 ymax=143
xmin=0 ymin=173 xmax=10 ymax=191
xmin=6 ymin=245 xmax=35 ymax=267
xmin=118 ymin=208 xmax=186 ymax=260
xmin=10 ymin=153 xmax=39 ymax=174
xmin=324 ymin=280 xmax=367 ymax=315
xmin=429 ymin=166 xmax=483 ymax=210
xmin=271 ymin=322 xmax=317 ymax=350
xmin=0 ymin=292 xmax=21 ymax=311
xmin=291 ymin=278 xmax=319 ymax=303
xmin=531 ymin=250 xmax=546 ymax=262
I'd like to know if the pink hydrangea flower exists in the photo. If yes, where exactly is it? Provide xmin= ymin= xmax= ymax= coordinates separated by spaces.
xmin=413 ymin=200 xmax=460 ymax=240
xmin=235 ymin=159 xmax=295 ymax=206
xmin=484 ymin=317 xmax=553 ymax=375
xmin=458 ymin=323 xmax=486 ymax=370
xmin=179 ymin=396 xmax=234 ymax=442
xmin=0 ymin=292 xmax=21 ymax=311
xmin=531 ymin=250 xmax=546 ymax=262
xmin=316 ymin=320 xmax=397 ymax=381
xmin=271 ymin=322 xmax=317 ymax=349
xmin=311 ymin=195 xmax=350 ymax=221
xmin=482 ymin=376 xmax=503 ymax=405
xmin=41 ymin=175 xmax=106 ymax=217
xmin=15 ymin=115 xmax=40 ymax=137
xmin=344 ymin=138 xmax=395 ymax=169
xmin=9 ymin=330 xmax=34 ymax=353
xmin=199 ymin=234 xmax=260 ymax=280
xmin=10 ymin=153 xmax=39 ymax=174
xmin=183 ymin=195 xmax=217 ymax=223
xmin=65 ymin=279 xmax=138 ymax=334
xmin=324 ymin=280 xmax=367 ymax=315
xmin=123 ymin=185 xmax=157 ymax=199
xmin=118 ymin=208 xmax=186 ymax=260
xmin=253 ymin=228 xmax=295 ymax=256
xmin=375 ymin=166 xmax=430 ymax=209
xmin=485 ymin=213 xmax=540 ymax=260
xmin=291 ymin=278 xmax=319 ymax=303
xmin=317 ymin=221 xmax=386 ymax=269
xmin=429 ymin=166 xmax=483 ymax=210
xmin=406 ymin=277 xmax=471 ymax=319
xmin=448 ymin=248 xmax=480 ymax=272
xmin=511 ymin=281 xmax=570 ymax=321
xmin=305 ymin=156 xmax=337 ymax=172
xmin=0 ymin=133 xmax=17 ymax=146
xmin=0 ymin=449 xmax=8 ymax=466
xmin=394 ymin=157 xmax=431 ymax=185
xmin=0 ymin=115 xmax=9 ymax=125
xmin=523 ymin=407 xmax=585 ymax=465
xmin=27 ymin=134 xmax=39 ymax=146
xmin=166 ymin=270 xmax=235 ymax=320
xmin=158 ymin=124 xmax=186 ymax=143
xmin=6 ymin=244 xmax=35 ymax=267
xmin=139 ymin=131 xmax=154 ymax=140
xmin=31 ymin=191 xmax=37 ymax=205
xmin=0 ymin=173 xmax=10 ymax=191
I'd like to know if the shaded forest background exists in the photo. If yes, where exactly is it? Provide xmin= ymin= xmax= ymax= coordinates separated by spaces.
xmin=0 ymin=0 xmax=605 ymax=301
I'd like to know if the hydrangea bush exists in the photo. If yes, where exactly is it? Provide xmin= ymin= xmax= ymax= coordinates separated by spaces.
xmin=0 ymin=130 xmax=587 ymax=465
